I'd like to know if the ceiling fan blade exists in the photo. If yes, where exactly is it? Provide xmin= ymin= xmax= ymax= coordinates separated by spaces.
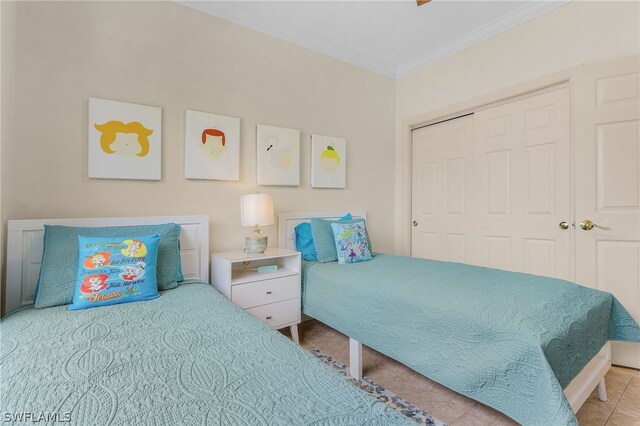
xmin=417 ymin=0 xmax=431 ymax=5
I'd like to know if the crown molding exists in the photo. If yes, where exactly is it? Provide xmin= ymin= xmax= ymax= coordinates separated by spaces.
xmin=395 ymin=0 xmax=571 ymax=79
xmin=176 ymin=0 xmax=399 ymax=78
xmin=178 ymin=0 xmax=571 ymax=81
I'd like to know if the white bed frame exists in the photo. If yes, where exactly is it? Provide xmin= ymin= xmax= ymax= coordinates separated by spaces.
xmin=4 ymin=215 xmax=210 ymax=317
xmin=278 ymin=211 xmax=610 ymax=414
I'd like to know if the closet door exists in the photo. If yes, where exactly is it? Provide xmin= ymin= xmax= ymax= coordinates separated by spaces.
xmin=473 ymin=88 xmax=572 ymax=280
xmin=411 ymin=115 xmax=475 ymax=263
xmin=574 ymin=56 xmax=640 ymax=368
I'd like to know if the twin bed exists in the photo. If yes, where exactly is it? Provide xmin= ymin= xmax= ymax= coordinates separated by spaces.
xmin=1 ymin=215 xmax=415 ymax=425
xmin=279 ymin=211 xmax=640 ymax=426
xmin=3 ymin=213 xmax=639 ymax=425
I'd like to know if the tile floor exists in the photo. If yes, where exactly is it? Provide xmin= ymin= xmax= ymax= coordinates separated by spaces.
xmin=282 ymin=320 xmax=640 ymax=426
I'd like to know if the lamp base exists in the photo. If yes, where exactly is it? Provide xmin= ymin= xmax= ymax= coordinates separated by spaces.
xmin=245 ymin=235 xmax=268 ymax=254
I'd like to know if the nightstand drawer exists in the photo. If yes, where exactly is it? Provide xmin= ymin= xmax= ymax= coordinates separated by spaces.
xmin=245 ymin=298 xmax=300 ymax=329
xmin=232 ymin=274 xmax=300 ymax=309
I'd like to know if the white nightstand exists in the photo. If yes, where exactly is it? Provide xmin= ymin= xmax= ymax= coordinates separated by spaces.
xmin=211 ymin=248 xmax=301 ymax=344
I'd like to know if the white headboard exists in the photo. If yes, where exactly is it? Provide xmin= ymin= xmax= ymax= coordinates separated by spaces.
xmin=5 ymin=215 xmax=209 ymax=316
xmin=278 ymin=211 xmax=367 ymax=250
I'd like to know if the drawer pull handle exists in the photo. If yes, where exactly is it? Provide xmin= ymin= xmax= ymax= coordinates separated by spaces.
xmin=266 ymin=316 xmax=272 ymax=320
xmin=266 ymin=291 xmax=272 ymax=294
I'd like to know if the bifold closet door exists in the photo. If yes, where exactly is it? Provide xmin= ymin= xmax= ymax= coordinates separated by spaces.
xmin=411 ymin=115 xmax=475 ymax=263
xmin=574 ymin=56 xmax=640 ymax=368
xmin=473 ymin=87 xmax=572 ymax=280
xmin=411 ymin=88 xmax=571 ymax=275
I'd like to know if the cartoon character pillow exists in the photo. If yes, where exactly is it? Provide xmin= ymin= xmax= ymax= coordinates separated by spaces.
xmin=69 ymin=235 xmax=161 ymax=310
xmin=330 ymin=221 xmax=373 ymax=265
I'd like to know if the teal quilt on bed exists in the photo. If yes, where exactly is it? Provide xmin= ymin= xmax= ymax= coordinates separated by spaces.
xmin=0 ymin=282 xmax=415 ymax=426
xmin=302 ymin=255 xmax=640 ymax=426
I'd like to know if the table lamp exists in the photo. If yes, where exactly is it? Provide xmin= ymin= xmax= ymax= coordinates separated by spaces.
xmin=241 ymin=193 xmax=274 ymax=254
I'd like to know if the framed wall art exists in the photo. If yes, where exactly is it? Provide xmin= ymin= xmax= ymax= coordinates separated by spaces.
xmin=184 ymin=109 xmax=240 ymax=181
xmin=88 ymin=97 xmax=161 ymax=180
xmin=310 ymin=134 xmax=346 ymax=188
xmin=256 ymin=124 xmax=300 ymax=186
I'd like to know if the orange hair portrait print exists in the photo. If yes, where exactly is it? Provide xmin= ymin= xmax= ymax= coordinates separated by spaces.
xmin=80 ymin=274 xmax=109 ymax=294
xmin=200 ymin=128 xmax=226 ymax=161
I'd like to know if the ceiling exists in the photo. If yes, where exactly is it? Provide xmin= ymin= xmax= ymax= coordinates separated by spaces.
xmin=177 ymin=0 xmax=570 ymax=79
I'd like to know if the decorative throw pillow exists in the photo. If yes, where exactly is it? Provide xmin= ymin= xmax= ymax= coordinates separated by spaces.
xmin=311 ymin=214 xmax=375 ymax=263
xmin=69 ymin=235 xmax=161 ymax=310
xmin=35 ymin=223 xmax=182 ymax=309
xmin=330 ymin=221 xmax=373 ymax=264
xmin=295 ymin=223 xmax=318 ymax=261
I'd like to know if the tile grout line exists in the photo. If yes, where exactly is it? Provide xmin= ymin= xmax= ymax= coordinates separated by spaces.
xmin=603 ymin=377 xmax=633 ymax=426
xmin=448 ymin=402 xmax=480 ymax=425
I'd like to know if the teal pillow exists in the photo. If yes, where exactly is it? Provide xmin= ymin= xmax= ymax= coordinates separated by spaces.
xmin=294 ymin=213 xmax=351 ymax=260
xmin=69 ymin=235 xmax=160 ymax=310
xmin=312 ymin=214 xmax=374 ymax=263
xmin=295 ymin=223 xmax=318 ymax=261
xmin=176 ymin=239 xmax=185 ymax=282
xmin=35 ymin=223 xmax=181 ymax=309
xmin=331 ymin=221 xmax=373 ymax=264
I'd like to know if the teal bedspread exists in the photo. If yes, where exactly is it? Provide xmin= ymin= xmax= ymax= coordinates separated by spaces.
xmin=0 ymin=282 xmax=415 ymax=426
xmin=302 ymin=255 xmax=640 ymax=426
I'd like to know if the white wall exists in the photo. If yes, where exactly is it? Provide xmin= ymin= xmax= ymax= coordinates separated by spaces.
xmin=1 ymin=1 xmax=396 ymax=262
xmin=394 ymin=0 xmax=640 ymax=254
xmin=1 ymin=0 xmax=17 ymax=313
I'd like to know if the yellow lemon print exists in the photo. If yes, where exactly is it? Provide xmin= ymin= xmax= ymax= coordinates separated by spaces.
xmin=121 ymin=239 xmax=147 ymax=257
xmin=320 ymin=145 xmax=340 ymax=172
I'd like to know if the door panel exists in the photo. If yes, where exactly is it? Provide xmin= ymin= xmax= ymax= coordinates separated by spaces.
xmin=474 ymin=87 xmax=572 ymax=280
xmin=597 ymin=122 xmax=639 ymax=210
xmin=411 ymin=115 xmax=474 ymax=263
xmin=574 ymin=56 xmax=640 ymax=368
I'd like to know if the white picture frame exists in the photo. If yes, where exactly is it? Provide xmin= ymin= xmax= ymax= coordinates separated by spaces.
xmin=184 ymin=109 xmax=240 ymax=181
xmin=88 ymin=97 xmax=161 ymax=180
xmin=310 ymin=134 xmax=346 ymax=188
xmin=256 ymin=124 xmax=300 ymax=186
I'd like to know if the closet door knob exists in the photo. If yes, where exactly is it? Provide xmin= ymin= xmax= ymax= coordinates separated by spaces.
xmin=412 ymin=221 xmax=418 ymax=227
xmin=559 ymin=221 xmax=569 ymax=230
xmin=580 ymin=220 xmax=593 ymax=231
xmin=580 ymin=220 xmax=609 ymax=231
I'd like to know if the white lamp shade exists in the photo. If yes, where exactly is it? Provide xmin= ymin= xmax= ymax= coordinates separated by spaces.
xmin=241 ymin=193 xmax=274 ymax=227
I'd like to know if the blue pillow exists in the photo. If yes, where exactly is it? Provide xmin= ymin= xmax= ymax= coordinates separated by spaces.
xmin=295 ymin=223 xmax=318 ymax=261
xmin=296 ymin=214 xmax=351 ymax=261
xmin=176 ymin=239 xmax=185 ymax=282
xmin=69 ymin=235 xmax=160 ymax=310
xmin=331 ymin=221 xmax=373 ymax=264
xmin=35 ymin=223 xmax=182 ymax=309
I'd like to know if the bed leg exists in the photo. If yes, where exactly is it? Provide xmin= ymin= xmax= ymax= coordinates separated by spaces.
xmin=290 ymin=325 xmax=299 ymax=344
xmin=597 ymin=378 xmax=608 ymax=401
xmin=349 ymin=337 xmax=362 ymax=381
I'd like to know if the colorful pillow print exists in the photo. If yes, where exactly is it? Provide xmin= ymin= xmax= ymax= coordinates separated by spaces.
xmin=69 ymin=235 xmax=161 ymax=310
xmin=330 ymin=221 xmax=373 ymax=264
xmin=35 ymin=223 xmax=181 ymax=309
xmin=311 ymin=214 xmax=376 ymax=263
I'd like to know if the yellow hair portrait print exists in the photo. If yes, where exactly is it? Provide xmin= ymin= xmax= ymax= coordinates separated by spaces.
xmin=94 ymin=120 xmax=153 ymax=158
